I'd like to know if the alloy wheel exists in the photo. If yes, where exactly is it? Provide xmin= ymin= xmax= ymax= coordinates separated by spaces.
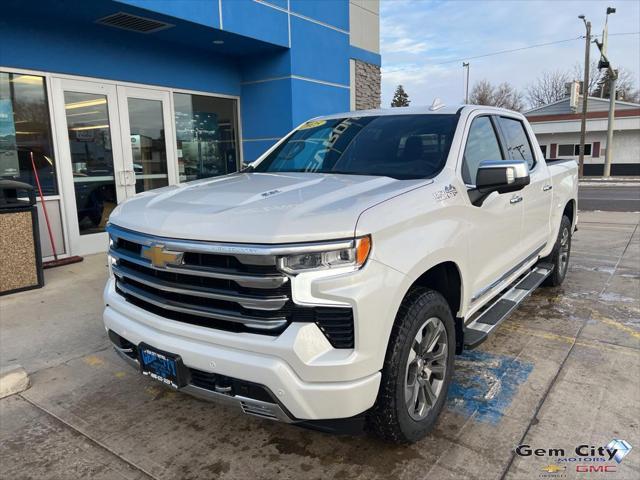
xmin=559 ymin=227 xmax=570 ymax=276
xmin=404 ymin=316 xmax=448 ymax=421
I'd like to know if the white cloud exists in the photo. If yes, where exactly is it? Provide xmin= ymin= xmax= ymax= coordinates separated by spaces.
xmin=380 ymin=0 xmax=640 ymax=108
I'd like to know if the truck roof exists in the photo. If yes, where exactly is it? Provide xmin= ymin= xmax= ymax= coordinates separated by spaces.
xmin=315 ymin=104 xmax=523 ymax=120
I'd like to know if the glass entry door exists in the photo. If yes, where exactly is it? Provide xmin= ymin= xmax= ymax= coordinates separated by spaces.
xmin=52 ymin=79 xmax=176 ymax=255
xmin=117 ymin=86 xmax=177 ymax=194
xmin=52 ymin=78 xmax=128 ymax=255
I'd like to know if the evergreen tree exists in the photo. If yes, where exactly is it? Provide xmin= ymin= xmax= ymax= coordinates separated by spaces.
xmin=391 ymin=85 xmax=410 ymax=107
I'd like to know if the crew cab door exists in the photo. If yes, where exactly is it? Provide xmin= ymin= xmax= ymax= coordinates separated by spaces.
xmin=459 ymin=114 xmax=524 ymax=306
xmin=495 ymin=116 xmax=552 ymax=257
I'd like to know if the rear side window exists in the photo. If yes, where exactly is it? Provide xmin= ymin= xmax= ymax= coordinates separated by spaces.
xmin=498 ymin=117 xmax=535 ymax=169
xmin=461 ymin=116 xmax=503 ymax=185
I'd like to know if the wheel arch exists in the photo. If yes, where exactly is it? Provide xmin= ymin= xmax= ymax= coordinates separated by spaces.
xmin=563 ymin=199 xmax=576 ymax=228
xmin=400 ymin=261 xmax=465 ymax=354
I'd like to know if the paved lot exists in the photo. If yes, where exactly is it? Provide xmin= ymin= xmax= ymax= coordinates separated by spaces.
xmin=1 ymin=211 xmax=639 ymax=480
xmin=579 ymin=184 xmax=640 ymax=212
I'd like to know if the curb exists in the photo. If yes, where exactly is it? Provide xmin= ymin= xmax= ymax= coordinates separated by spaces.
xmin=0 ymin=364 xmax=30 ymax=399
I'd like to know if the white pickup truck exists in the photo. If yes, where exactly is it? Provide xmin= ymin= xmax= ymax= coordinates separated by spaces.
xmin=104 ymin=105 xmax=578 ymax=443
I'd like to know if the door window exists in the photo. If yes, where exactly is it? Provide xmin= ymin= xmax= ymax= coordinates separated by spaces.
xmin=63 ymin=91 xmax=116 ymax=235
xmin=461 ymin=116 xmax=503 ymax=185
xmin=498 ymin=117 xmax=535 ymax=169
xmin=127 ymin=97 xmax=168 ymax=193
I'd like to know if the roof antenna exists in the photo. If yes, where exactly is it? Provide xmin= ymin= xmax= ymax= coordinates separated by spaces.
xmin=429 ymin=98 xmax=446 ymax=111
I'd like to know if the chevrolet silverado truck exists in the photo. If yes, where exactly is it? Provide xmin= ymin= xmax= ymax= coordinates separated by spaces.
xmin=104 ymin=105 xmax=578 ymax=443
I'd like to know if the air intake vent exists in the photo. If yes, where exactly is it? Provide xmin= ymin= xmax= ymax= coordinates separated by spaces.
xmin=96 ymin=12 xmax=173 ymax=34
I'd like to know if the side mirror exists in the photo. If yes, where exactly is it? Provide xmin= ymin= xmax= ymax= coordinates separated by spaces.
xmin=469 ymin=160 xmax=530 ymax=206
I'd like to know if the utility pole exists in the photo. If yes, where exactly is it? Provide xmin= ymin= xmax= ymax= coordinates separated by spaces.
xmin=597 ymin=7 xmax=617 ymax=177
xmin=463 ymin=62 xmax=470 ymax=104
xmin=577 ymin=15 xmax=591 ymax=178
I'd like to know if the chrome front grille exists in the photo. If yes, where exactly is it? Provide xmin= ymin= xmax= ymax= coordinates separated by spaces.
xmin=108 ymin=225 xmax=292 ymax=333
xmin=107 ymin=224 xmax=356 ymax=347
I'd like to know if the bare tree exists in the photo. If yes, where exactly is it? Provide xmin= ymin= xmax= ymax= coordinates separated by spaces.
xmin=469 ymin=80 xmax=524 ymax=111
xmin=572 ymin=61 xmax=602 ymax=95
xmin=526 ymin=70 xmax=571 ymax=108
xmin=593 ymin=68 xmax=639 ymax=102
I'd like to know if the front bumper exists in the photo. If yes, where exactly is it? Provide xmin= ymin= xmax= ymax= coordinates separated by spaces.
xmin=103 ymin=257 xmax=406 ymax=420
xmin=105 ymin=287 xmax=383 ymax=420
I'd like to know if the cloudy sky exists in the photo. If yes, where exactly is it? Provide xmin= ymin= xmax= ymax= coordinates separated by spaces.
xmin=380 ymin=0 xmax=640 ymax=108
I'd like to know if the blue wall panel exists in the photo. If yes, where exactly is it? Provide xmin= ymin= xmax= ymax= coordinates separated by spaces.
xmin=240 ymin=79 xmax=293 ymax=139
xmin=240 ymin=51 xmax=292 ymax=83
xmin=289 ymin=16 xmax=349 ymax=85
xmin=221 ymin=0 xmax=289 ymax=47
xmin=116 ymin=0 xmax=220 ymax=28
xmin=290 ymin=0 xmax=349 ymax=30
xmin=242 ymin=139 xmax=280 ymax=162
xmin=291 ymin=79 xmax=350 ymax=126
xmin=2 ymin=17 xmax=241 ymax=95
xmin=350 ymin=45 xmax=381 ymax=67
xmin=260 ymin=0 xmax=289 ymax=9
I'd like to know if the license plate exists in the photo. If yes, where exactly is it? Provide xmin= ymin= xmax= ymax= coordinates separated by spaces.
xmin=138 ymin=343 xmax=186 ymax=389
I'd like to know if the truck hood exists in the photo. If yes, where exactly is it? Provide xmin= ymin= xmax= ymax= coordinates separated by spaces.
xmin=109 ymin=172 xmax=429 ymax=243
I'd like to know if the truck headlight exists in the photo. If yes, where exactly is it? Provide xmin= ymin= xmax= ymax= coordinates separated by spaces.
xmin=277 ymin=236 xmax=371 ymax=275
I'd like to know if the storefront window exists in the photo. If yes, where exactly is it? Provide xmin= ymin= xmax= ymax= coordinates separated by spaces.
xmin=173 ymin=93 xmax=239 ymax=181
xmin=0 ymin=72 xmax=57 ymax=195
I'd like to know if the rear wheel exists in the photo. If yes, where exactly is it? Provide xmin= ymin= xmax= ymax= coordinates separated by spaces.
xmin=541 ymin=215 xmax=572 ymax=287
xmin=367 ymin=288 xmax=455 ymax=443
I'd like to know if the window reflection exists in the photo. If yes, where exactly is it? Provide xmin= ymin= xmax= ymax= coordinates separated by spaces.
xmin=0 ymin=72 xmax=57 ymax=195
xmin=127 ymin=98 xmax=168 ymax=193
xmin=173 ymin=93 xmax=238 ymax=181
xmin=64 ymin=91 xmax=116 ymax=235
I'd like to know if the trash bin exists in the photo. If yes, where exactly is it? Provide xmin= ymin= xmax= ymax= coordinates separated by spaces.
xmin=0 ymin=180 xmax=44 ymax=295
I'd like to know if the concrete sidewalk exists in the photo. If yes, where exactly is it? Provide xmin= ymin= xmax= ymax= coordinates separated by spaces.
xmin=1 ymin=211 xmax=638 ymax=480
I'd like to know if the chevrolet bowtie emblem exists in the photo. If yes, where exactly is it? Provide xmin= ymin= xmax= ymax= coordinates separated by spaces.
xmin=141 ymin=244 xmax=184 ymax=268
xmin=541 ymin=465 xmax=565 ymax=473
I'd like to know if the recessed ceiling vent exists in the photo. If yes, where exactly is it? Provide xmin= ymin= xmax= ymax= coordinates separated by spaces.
xmin=96 ymin=12 xmax=173 ymax=34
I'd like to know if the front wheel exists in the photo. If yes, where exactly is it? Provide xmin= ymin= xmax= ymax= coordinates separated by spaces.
xmin=541 ymin=215 xmax=572 ymax=287
xmin=367 ymin=288 xmax=455 ymax=443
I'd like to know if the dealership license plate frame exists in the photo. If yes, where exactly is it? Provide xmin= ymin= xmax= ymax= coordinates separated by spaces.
xmin=138 ymin=343 xmax=189 ymax=389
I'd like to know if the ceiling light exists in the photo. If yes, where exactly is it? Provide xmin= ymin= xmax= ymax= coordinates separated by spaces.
xmin=70 ymin=124 xmax=109 ymax=131
xmin=10 ymin=75 xmax=43 ymax=85
xmin=65 ymin=99 xmax=107 ymax=110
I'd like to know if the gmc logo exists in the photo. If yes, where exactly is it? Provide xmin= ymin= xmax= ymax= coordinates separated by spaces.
xmin=576 ymin=465 xmax=617 ymax=472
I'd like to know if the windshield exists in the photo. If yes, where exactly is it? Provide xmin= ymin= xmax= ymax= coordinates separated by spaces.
xmin=253 ymin=114 xmax=458 ymax=180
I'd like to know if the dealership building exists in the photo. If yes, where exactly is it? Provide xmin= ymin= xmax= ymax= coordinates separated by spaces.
xmin=1 ymin=0 xmax=381 ymax=258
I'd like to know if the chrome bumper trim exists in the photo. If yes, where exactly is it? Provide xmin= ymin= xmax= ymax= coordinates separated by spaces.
xmin=112 ymin=347 xmax=294 ymax=423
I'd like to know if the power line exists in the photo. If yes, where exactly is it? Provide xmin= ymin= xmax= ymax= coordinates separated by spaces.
xmin=382 ymin=32 xmax=640 ymax=73
xmin=434 ymin=36 xmax=583 ymax=65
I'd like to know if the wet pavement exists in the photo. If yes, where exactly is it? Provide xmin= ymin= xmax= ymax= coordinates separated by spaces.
xmin=1 ymin=211 xmax=639 ymax=480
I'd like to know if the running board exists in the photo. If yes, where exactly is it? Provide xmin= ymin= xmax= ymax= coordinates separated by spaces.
xmin=463 ymin=263 xmax=554 ymax=349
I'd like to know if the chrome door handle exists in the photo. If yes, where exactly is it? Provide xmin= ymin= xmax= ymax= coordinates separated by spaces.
xmin=543 ymin=184 xmax=553 ymax=191
xmin=510 ymin=195 xmax=523 ymax=204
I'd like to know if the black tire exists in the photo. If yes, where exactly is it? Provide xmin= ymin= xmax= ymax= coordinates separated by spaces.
xmin=367 ymin=288 xmax=455 ymax=443
xmin=541 ymin=215 xmax=572 ymax=287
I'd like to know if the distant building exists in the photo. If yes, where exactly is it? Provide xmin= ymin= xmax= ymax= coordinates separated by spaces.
xmin=524 ymin=96 xmax=640 ymax=176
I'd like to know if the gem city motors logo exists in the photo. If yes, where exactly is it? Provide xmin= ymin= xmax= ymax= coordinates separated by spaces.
xmin=516 ymin=439 xmax=632 ymax=476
